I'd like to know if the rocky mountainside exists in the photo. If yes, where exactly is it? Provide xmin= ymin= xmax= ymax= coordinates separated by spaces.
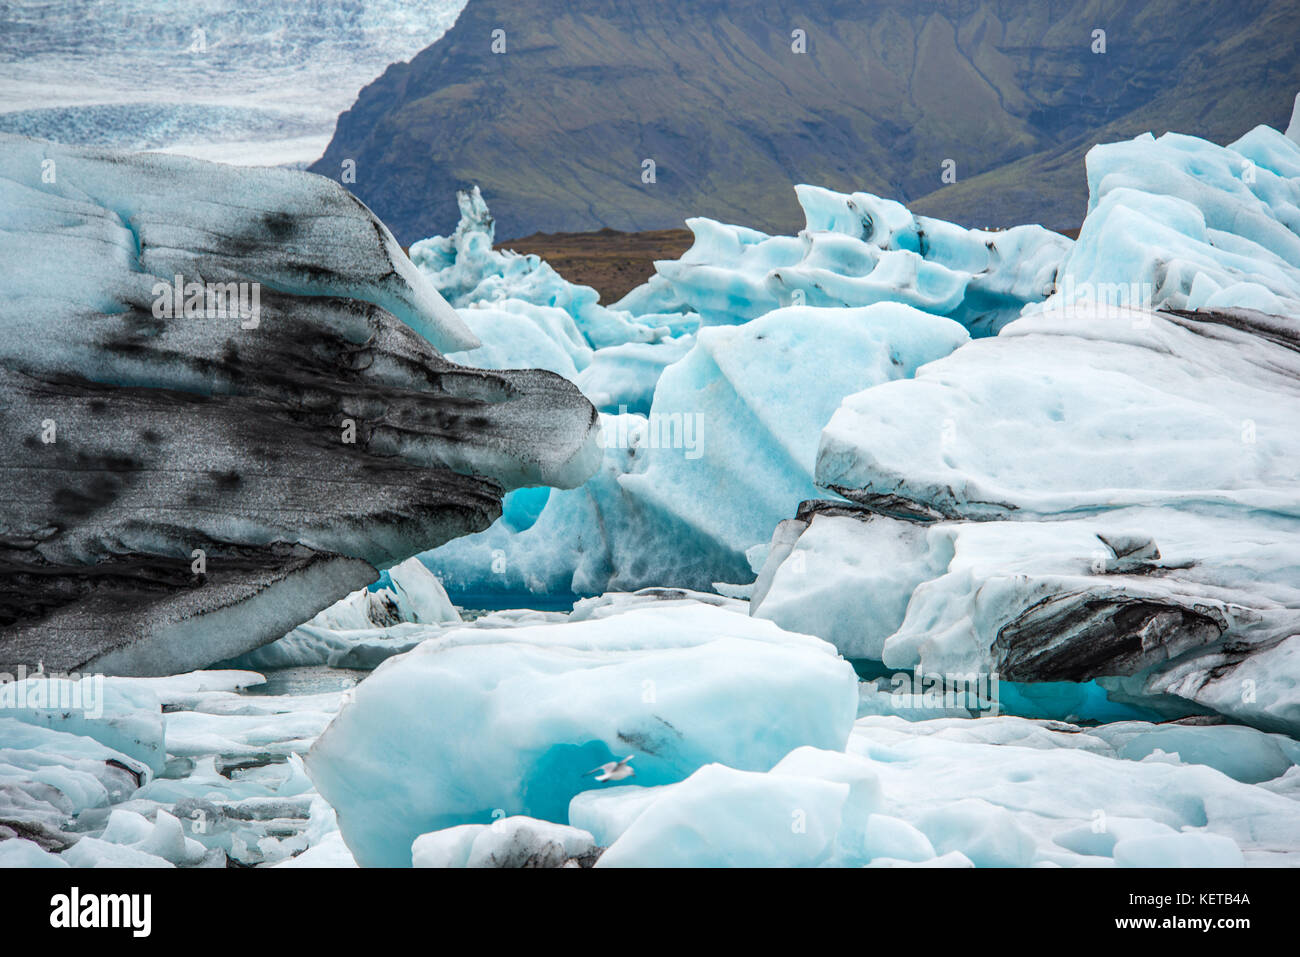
xmin=313 ymin=0 xmax=1300 ymax=243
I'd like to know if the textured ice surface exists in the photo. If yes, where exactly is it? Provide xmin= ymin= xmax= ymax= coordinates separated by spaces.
xmin=6 ymin=652 xmax=1297 ymax=867
xmin=0 ymin=717 xmax=155 ymax=847
xmin=0 ymin=136 xmax=477 ymax=354
xmin=0 ymin=137 xmax=599 ymax=675
xmin=818 ymin=309 xmax=1300 ymax=520
xmin=305 ymin=597 xmax=858 ymax=866
xmin=1038 ymin=125 xmax=1300 ymax=318
xmin=617 ymin=185 xmax=1070 ymax=336
xmin=594 ymin=759 xmax=860 ymax=867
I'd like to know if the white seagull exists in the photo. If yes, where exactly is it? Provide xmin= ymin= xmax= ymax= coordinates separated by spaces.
xmin=583 ymin=755 xmax=635 ymax=782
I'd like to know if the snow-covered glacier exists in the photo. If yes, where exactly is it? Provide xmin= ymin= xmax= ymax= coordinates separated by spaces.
xmin=0 ymin=1 xmax=469 ymax=167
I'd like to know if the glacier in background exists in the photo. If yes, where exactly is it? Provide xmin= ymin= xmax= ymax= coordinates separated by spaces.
xmin=0 ymin=0 xmax=469 ymax=167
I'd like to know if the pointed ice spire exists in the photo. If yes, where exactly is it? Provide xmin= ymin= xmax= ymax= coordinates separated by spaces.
xmin=1286 ymin=91 xmax=1300 ymax=145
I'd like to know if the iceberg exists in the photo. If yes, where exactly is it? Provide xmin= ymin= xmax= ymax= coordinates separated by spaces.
xmin=425 ymin=303 xmax=968 ymax=600
xmin=0 ymin=136 xmax=600 ymax=675
xmin=411 ymin=187 xmax=681 ymax=352
xmin=617 ymin=185 xmax=1071 ymax=336
xmin=749 ymin=120 xmax=1300 ymax=734
xmin=223 ymin=557 xmax=462 ymax=670
xmin=305 ymin=596 xmax=858 ymax=866
xmin=405 ymin=180 xmax=1073 ymax=603
xmin=1040 ymin=125 xmax=1300 ymax=318
xmin=413 ymin=187 xmax=698 ymax=416
xmin=758 ymin=306 xmax=1300 ymax=732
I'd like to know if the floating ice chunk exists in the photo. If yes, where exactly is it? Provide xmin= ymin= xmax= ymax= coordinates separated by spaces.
xmin=0 ymin=717 xmax=151 ymax=841
xmin=818 ymin=310 xmax=1300 ymax=521
xmin=1 ymin=677 xmax=165 ymax=774
xmin=1113 ymin=832 xmax=1245 ymax=868
xmin=567 ymin=783 xmax=676 ymax=848
xmin=106 ymin=671 xmax=266 ymax=703
xmin=846 ymin=715 xmax=1300 ymax=866
xmin=753 ymin=504 xmax=1300 ymax=731
xmin=60 ymin=836 xmax=174 ymax=868
xmin=99 ymin=809 xmax=156 ymax=846
xmin=289 ymin=558 xmax=459 ymax=633
xmin=95 ymin=807 xmax=206 ymax=866
xmin=793 ymin=304 xmax=1300 ymax=729
xmin=160 ymin=706 xmax=335 ymax=762
xmin=0 ymin=837 xmax=69 ymax=867
xmin=629 ymin=186 xmax=1068 ymax=335
xmin=411 ymin=824 xmax=480 ymax=869
xmin=222 ymin=559 xmax=460 ymax=670
xmin=411 ymin=816 xmax=596 ymax=868
xmin=576 ymin=746 xmax=880 ymax=867
xmin=137 ymin=808 xmax=207 ymax=865
xmin=594 ymin=763 xmax=849 ymax=868
xmin=306 ymin=600 xmax=857 ymax=866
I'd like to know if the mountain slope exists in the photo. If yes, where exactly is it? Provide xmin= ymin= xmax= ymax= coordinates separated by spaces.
xmin=313 ymin=0 xmax=1300 ymax=242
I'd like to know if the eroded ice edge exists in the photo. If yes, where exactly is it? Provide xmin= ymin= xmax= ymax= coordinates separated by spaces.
xmin=6 ymin=109 xmax=1300 ymax=868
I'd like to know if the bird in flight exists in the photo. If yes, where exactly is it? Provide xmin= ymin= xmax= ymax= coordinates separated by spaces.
xmin=583 ymin=755 xmax=635 ymax=782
